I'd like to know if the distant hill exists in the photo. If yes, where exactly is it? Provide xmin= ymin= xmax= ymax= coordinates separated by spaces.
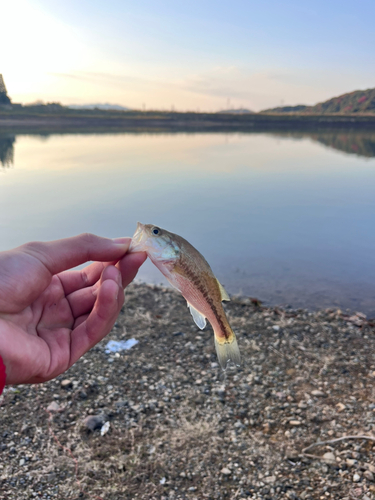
xmin=68 ymin=103 xmax=131 ymax=111
xmin=310 ymin=88 xmax=375 ymax=114
xmin=217 ymin=108 xmax=254 ymax=114
xmin=262 ymin=88 xmax=375 ymax=115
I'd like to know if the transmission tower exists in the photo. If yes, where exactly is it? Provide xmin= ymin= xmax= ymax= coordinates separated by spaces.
xmin=0 ymin=75 xmax=11 ymax=105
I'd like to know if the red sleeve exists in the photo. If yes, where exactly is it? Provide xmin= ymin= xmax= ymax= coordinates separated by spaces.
xmin=0 ymin=355 xmax=6 ymax=395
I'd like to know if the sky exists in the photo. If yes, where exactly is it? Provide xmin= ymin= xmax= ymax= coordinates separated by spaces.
xmin=1 ymin=0 xmax=375 ymax=111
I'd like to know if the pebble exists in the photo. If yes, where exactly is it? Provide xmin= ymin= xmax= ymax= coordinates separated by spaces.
xmin=84 ymin=414 xmax=107 ymax=431
xmin=346 ymin=458 xmax=358 ymax=467
xmin=322 ymin=452 xmax=336 ymax=464
xmin=272 ymin=325 xmax=280 ymax=332
xmin=221 ymin=467 xmax=231 ymax=475
xmin=264 ymin=475 xmax=276 ymax=483
xmin=100 ymin=421 xmax=110 ymax=436
xmin=364 ymin=470 xmax=374 ymax=481
xmin=60 ymin=379 xmax=73 ymax=389
xmin=46 ymin=402 xmax=60 ymax=412
xmin=311 ymin=390 xmax=325 ymax=397
xmin=285 ymin=449 xmax=299 ymax=460
xmin=353 ymin=473 xmax=361 ymax=483
xmin=289 ymin=420 xmax=302 ymax=426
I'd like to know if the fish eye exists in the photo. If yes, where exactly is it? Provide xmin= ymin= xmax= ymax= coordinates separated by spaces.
xmin=152 ymin=227 xmax=160 ymax=235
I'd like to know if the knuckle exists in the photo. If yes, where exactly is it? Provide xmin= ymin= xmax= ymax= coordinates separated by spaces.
xmin=78 ymin=232 xmax=97 ymax=245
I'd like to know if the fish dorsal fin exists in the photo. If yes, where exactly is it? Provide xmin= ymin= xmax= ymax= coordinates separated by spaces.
xmin=217 ymin=280 xmax=230 ymax=302
xmin=187 ymin=302 xmax=207 ymax=330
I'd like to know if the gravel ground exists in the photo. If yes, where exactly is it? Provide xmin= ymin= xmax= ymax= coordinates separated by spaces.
xmin=1 ymin=282 xmax=375 ymax=500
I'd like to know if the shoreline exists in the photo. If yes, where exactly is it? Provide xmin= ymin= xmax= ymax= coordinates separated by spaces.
xmin=1 ymin=111 xmax=375 ymax=133
xmin=1 ymin=282 xmax=375 ymax=499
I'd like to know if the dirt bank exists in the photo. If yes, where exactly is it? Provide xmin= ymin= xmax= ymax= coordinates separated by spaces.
xmin=1 ymin=283 xmax=375 ymax=499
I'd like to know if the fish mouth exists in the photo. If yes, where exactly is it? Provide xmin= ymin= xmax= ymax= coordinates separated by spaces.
xmin=129 ymin=222 xmax=146 ymax=252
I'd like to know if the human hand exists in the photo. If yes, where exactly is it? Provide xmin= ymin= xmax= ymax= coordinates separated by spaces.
xmin=0 ymin=234 xmax=147 ymax=385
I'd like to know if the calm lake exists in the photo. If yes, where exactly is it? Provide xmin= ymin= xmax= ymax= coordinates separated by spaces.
xmin=1 ymin=131 xmax=375 ymax=315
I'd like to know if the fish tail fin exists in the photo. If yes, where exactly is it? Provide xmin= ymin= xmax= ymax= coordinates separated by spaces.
xmin=214 ymin=330 xmax=241 ymax=371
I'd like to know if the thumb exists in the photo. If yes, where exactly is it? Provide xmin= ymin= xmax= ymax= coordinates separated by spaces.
xmin=20 ymin=234 xmax=131 ymax=275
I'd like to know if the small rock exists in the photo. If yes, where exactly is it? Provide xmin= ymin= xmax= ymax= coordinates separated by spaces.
xmin=322 ymin=452 xmax=336 ymax=464
xmin=264 ymin=475 xmax=276 ymax=484
xmin=160 ymin=477 xmax=166 ymax=485
xmin=19 ymin=458 xmax=25 ymax=466
xmin=221 ymin=467 xmax=231 ymax=475
xmin=84 ymin=414 xmax=107 ymax=431
xmin=311 ymin=390 xmax=325 ymax=397
xmin=285 ymin=448 xmax=299 ymax=460
xmin=100 ymin=421 xmax=110 ymax=436
xmin=364 ymin=470 xmax=374 ymax=481
xmin=346 ymin=458 xmax=358 ymax=467
xmin=289 ymin=420 xmax=302 ymax=426
xmin=353 ymin=472 xmax=361 ymax=483
xmin=348 ymin=314 xmax=365 ymax=326
xmin=272 ymin=325 xmax=280 ymax=332
xmin=47 ymin=402 xmax=60 ymax=412
xmin=336 ymin=403 xmax=346 ymax=412
xmin=286 ymin=369 xmax=296 ymax=376
xmin=60 ymin=379 xmax=73 ymax=389
xmin=79 ymin=390 xmax=88 ymax=400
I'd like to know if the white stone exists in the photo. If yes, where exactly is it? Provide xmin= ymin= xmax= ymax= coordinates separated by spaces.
xmin=311 ymin=390 xmax=325 ymax=397
xmin=289 ymin=420 xmax=302 ymax=426
xmin=47 ymin=402 xmax=60 ymax=412
xmin=322 ymin=452 xmax=335 ymax=463
xmin=221 ymin=467 xmax=231 ymax=475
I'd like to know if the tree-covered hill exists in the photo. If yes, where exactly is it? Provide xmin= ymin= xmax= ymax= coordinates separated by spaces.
xmin=262 ymin=88 xmax=375 ymax=114
xmin=311 ymin=87 xmax=375 ymax=114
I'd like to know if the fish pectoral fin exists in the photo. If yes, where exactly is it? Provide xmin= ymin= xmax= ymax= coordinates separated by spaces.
xmin=217 ymin=280 xmax=230 ymax=301
xmin=187 ymin=302 xmax=207 ymax=330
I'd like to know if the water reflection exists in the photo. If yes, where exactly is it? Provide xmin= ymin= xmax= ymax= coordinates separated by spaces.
xmin=0 ymin=134 xmax=15 ymax=167
xmin=2 ymin=131 xmax=375 ymax=167
xmin=275 ymin=132 xmax=375 ymax=158
xmin=313 ymin=132 xmax=375 ymax=158
xmin=1 ymin=130 xmax=375 ymax=314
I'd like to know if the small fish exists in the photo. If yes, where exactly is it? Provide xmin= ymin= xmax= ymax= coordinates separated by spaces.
xmin=129 ymin=223 xmax=240 ymax=370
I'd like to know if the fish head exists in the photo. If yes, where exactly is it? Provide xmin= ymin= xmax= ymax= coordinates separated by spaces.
xmin=129 ymin=222 xmax=180 ymax=263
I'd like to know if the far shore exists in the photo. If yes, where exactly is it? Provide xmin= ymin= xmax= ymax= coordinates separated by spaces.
xmin=1 ymin=109 xmax=375 ymax=133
